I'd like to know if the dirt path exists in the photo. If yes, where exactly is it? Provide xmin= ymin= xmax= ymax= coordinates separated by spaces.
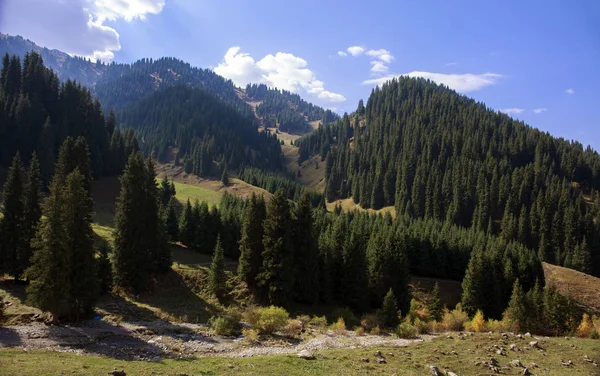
xmin=0 ymin=320 xmax=430 ymax=361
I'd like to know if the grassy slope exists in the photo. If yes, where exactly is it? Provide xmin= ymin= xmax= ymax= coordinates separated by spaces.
xmin=1 ymin=334 xmax=599 ymax=375
xmin=543 ymin=262 xmax=600 ymax=315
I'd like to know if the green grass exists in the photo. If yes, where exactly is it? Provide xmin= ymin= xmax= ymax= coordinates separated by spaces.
xmin=172 ymin=181 xmax=222 ymax=207
xmin=1 ymin=334 xmax=599 ymax=375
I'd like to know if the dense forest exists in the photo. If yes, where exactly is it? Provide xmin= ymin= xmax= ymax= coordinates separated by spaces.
xmin=246 ymin=83 xmax=339 ymax=133
xmin=117 ymin=86 xmax=284 ymax=172
xmin=0 ymin=52 xmax=135 ymax=182
xmin=297 ymin=77 xmax=600 ymax=279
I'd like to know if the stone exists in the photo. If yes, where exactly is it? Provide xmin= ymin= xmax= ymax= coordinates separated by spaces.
xmin=529 ymin=341 xmax=539 ymax=348
xmin=360 ymin=358 xmax=370 ymax=362
xmin=524 ymin=332 xmax=531 ymax=337
xmin=297 ymin=350 xmax=315 ymax=360
xmin=377 ymin=357 xmax=387 ymax=364
xmin=510 ymin=344 xmax=518 ymax=351
xmin=529 ymin=362 xmax=538 ymax=368
xmin=522 ymin=368 xmax=531 ymax=375
xmin=108 ymin=371 xmax=126 ymax=376
xmin=447 ymin=335 xmax=453 ymax=339
xmin=496 ymin=348 xmax=504 ymax=355
xmin=428 ymin=365 xmax=442 ymax=375
xmin=447 ymin=372 xmax=458 ymax=376
xmin=510 ymin=359 xmax=524 ymax=368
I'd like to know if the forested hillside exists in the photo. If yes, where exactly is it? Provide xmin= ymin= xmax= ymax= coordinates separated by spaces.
xmin=117 ymin=86 xmax=284 ymax=172
xmin=297 ymin=77 xmax=600 ymax=279
xmin=0 ymin=52 xmax=135 ymax=182
xmin=245 ymin=83 xmax=339 ymax=133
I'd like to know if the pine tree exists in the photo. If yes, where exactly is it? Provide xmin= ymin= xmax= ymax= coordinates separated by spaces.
xmin=257 ymin=188 xmax=293 ymax=306
xmin=382 ymin=288 xmax=399 ymax=327
xmin=292 ymin=192 xmax=319 ymax=304
xmin=179 ymin=199 xmax=195 ymax=247
xmin=209 ymin=235 xmax=227 ymax=299
xmin=237 ymin=193 xmax=266 ymax=289
xmin=428 ymin=282 xmax=444 ymax=321
xmin=0 ymin=153 xmax=25 ymax=279
xmin=113 ymin=152 xmax=152 ymax=292
xmin=63 ymin=170 xmax=98 ymax=319
xmin=165 ymin=197 xmax=180 ymax=241
xmin=143 ymin=157 xmax=171 ymax=272
xmin=22 ymin=152 xmax=42 ymax=278
xmin=26 ymin=174 xmax=70 ymax=317
xmin=97 ymin=243 xmax=113 ymax=295
xmin=221 ymin=167 xmax=229 ymax=186
xmin=504 ymin=279 xmax=527 ymax=331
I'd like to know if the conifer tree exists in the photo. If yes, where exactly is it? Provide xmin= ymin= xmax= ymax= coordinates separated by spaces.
xmin=382 ymin=288 xmax=399 ymax=327
xmin=257 ymin=188 xmax=293 ymax=306
xmin=97 ymin=243 xmax=113 ymax=295
xmin=22 ymin=152 xmax=42 ymax=277
xmin=504 ymin=279 xmax=527 ymax=331
xmin=113 ymin=152 xmax=152 ymax=292
xmin=209 ymin=235 xmax=227 ymax=299
xmin=292 ymin=192 xmax=319 ymax=304
xmin=237 ymin=193 xmax=266 ymax=288
xmin=179 ymin=199 xmax=195 ymax=247
xmin=63 ymin=170 xmax=98 ymax=318
xmin=221 ymin=167 xmax=229 ymax=186
xmin=143 ymin=157 xmax=171 ymax=272
xmin=428 ymin=282 xmax=444 ymax=321
xmin=0 ymin=153 xmax=25 ymax=279
xmin=165 ymin=197 xmax=180 ymax=242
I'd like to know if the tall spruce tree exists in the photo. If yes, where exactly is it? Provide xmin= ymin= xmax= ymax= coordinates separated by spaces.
xmin=22 ymin=152 xmax=42 ymax=278
xmin=179 ymin=199 xmax=195 ymax=247
xmin=0 ymin=153 xmax=25 ymax=279
xmin=237 ymin=193 xmax=266 ymax=289
xmin=209 ymin=235 xmax=227 ymax=299
xmin=165 ymin=197 xmax=180 ymax=242
xmin=291 ymin=192 xmax=319 ymax=304
xmin=257 ymin=188 xmax=293 ymax=306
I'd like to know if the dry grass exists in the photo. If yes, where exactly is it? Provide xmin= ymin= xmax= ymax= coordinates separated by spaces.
xmin=543 ymin=262 xmax=600 ymax=314
xmin=325 ymin=197 xmax=396 ymax=217
xmin=282 ymin=145 xmax=326 ymax=193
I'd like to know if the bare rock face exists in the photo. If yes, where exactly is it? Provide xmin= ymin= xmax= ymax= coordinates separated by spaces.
xmin=297 ymin=350 xmax=315 ymax=360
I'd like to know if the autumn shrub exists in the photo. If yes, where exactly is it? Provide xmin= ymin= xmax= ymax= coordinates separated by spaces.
xmin=355 ymin=326 xmax=366 ymax=336
xmin=331 ymin=307 xmax=359 ymax=328
xmin=331 ymin=317 xmax=346 ymax=334
xmin=466 ymin=310 xmax=486 ymax=332
xmin=255 ymin=306 xmax=289 ymax=334
xmin=360 ymin=313 xmax=382 ymax=332
xmin=395 ymin=318 xmax=418 ymax=338
xmin=576 ymin=313 xmax=594 ymax=338
xmin=210 ymin=315 xmax=240 ymax=336
xmin=370 ymin=326 xmax=381 ymax=335
xmin=442 ymin=304 xmax=469 ymax=331
xmin=308 ymin=315 xmax=328 ymax=329
xmin=414 ymin=317 xmax=429 ymax=334
xmin=486 ymin=318 xmax=509 ymax=333
xmin=241 ymin=328 xmax=260 ymax=345
xmin=282 ymin=319 xmax=303 ymax=338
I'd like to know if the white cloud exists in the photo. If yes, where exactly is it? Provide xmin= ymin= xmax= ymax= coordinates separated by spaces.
xmin=366 ymin=49 xmax=394 ymax=64
xmin=0 ymin=0 xmax=166 ymax=61
xmin=214 ymin=47 xmax=346 ymax=103
xmin=533 ymin=108 xmax=547 ymax=114
xmin=337 ymin=51 xmax=347 ymax=57
xmin=565 ymin=88 xmax=575 ymax=94
xmin=363 ymin=72 xmax=502 ymax=93
xmin=347 ymin=46 xmax=365 ymax=56
xmin=370 ymin=61 xmax=389 ymax=73
xmin=499 ymin=108 xmax=525 ymax=115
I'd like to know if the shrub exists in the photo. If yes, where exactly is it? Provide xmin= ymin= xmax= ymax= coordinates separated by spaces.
xmin=308 ymin=315 xmax=328 ymax=329
xmin=331 ymin=317 xmax=346 ymax=334
xmin=370 ymin=326 xmax=381 ymax=335
xmin=442 ymin=304 xmax=469 ymax=331
xmin=486 ymin=318 xmax=509 ymax=333
xmin=282 ymin=319 xmax=303 ymax=338
xmin=382 ymin=289 xmax=399 ymax=327
xmin=255 ymin=306 xmax=289 ymax=334
xmin=592 ymin=315 xmax=600 ymax=334
xmin=243 ymin=306 xmax=261 ymax=327
xmin=241 ymin=328 xmax=260 ymax=345
xmin=360 ymin=313 xmax=382 ymax=332
xmin=355 ymin=326 xmax=366 ymax=336
xmin=331 ymin=307 xmax=359 ymax=328
xmin=591 ymin=329 xmax=599 ymax=340
xmin=408 ymin=298 xmax=431 ymax=322
xmin=414 ymin=317 xmax=429 ymax=334
xmin=210 ymin=315 xmax=240 ymax=336
xmin=577 ymin=313 xmax=594 ymax=338
xmin=395 ymin=319 xmax=418 ymax=338
xmin=466 ymin=310 xmax=486 ymax=333
xmin=296 ymin=314 xmax=311 ymax=328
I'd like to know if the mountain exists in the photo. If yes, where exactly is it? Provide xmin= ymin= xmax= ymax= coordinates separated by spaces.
xmin=297 ymin=76 xmax=600 ymax=278
xmin=0 ymin=33 xmax=335 ymax=132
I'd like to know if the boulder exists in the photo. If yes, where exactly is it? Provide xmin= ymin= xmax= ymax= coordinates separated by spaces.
xmin=509 ymin=344 xmax=518 ymax=351
xmin=108 ymin=371 xmax=126 ymax=376
xmin=529 ymin=341 xmax=539 ymax=349
xmin=297 ymin=350 xmax=315 ymax=360
xmin=510 ymin=359 xmax=524 ymax=368
xmin=428 ymin=365 xmax=442 ymax=375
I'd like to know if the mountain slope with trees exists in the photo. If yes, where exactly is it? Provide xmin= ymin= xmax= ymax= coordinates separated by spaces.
xmin=297 ymin=77 xmax=600 ymax=280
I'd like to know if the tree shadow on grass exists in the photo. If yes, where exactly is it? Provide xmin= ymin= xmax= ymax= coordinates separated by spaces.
xmin=0 ymin=327 xmax=21 ymax=347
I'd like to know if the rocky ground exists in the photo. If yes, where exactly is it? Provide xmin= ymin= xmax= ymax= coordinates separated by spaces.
xmin=0 ymin=320 xmax=429 ymax=361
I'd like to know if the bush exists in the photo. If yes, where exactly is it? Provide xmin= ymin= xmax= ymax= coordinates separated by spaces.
xmin=442 ymin=304 xmax=469 ymax=331
xmin=255 ymin=306 xmax=289 ymax=334
xmin=297 ymin=314 xmax=311 ymax=328
xmin=331 ymin=307 xmax=359 ymax=328
xmin=210 ymin=315 xmax=240 ymax=336
xmin=282 ymin=319 xmax=303 ymax=338
xmin=331 ymin=317 xmax=346 ymax=334
xmin=591 ymin=329 xmax=599 ymax=340
xmin=486 ymin=318 xmax=509 ymax=333
xmin=360 ymin=313 xmax=382 ymax=332
xmin=577 ymin=313 xmax=594 ymax=338
xmin=408 ymin=298 xmax=431 ymax=322
xmin=370 ymin=326 xmax=381 ymax=335
xmin=414 ymin=317 xmax=429 ymax=334
xmin=355 ymin=326 xmax=366 ymax=336
xmin=243 ymin=305 xmax=261 ymax=327
xmin=382 ymin=289 xmax=399 ymax=327
xmin=241 ymin=328 xmax=260 ymax=345
xmin=466 ymin=310 xmax=486 ymax=332
xmin=395 ymin=319 xmax=418 ymax=338
xmin=308 ymin=315 xmax=328 ymax=329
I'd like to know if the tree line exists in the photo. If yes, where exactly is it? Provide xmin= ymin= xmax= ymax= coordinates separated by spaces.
xmin=297 ymin=77 xmax=600 ymax=278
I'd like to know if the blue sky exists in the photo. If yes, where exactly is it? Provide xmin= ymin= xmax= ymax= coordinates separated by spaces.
xmin=1 ymin=0 xmax=599 ymax=148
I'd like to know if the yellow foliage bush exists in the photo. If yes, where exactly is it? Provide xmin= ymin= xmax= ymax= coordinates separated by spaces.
xmin=466 ymin=310 xmax=486 ymax=333
xmin=441 ymin=304 xmax=469 ymax=331
xmin=576 ymin=313 xmax=594 ymax=338
xmin=370 ymin=326 xmax=381 ymax=335
xmin=255 ymin=306 xmax=289 ymax=334
xmin=355 ymin=326 xmax=366 ymax=336
xmin=241 ymin=328 xmax=260 ymax=345
xmin=360 ymin=313 xmax=382 ymax=332
xmin=331 ymin=317 xmax=346 ymax=334
xmin=486 ymin=318 xmax=509 ymax=333
xmin=414 ymin=317 xmax=429 ymax=334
